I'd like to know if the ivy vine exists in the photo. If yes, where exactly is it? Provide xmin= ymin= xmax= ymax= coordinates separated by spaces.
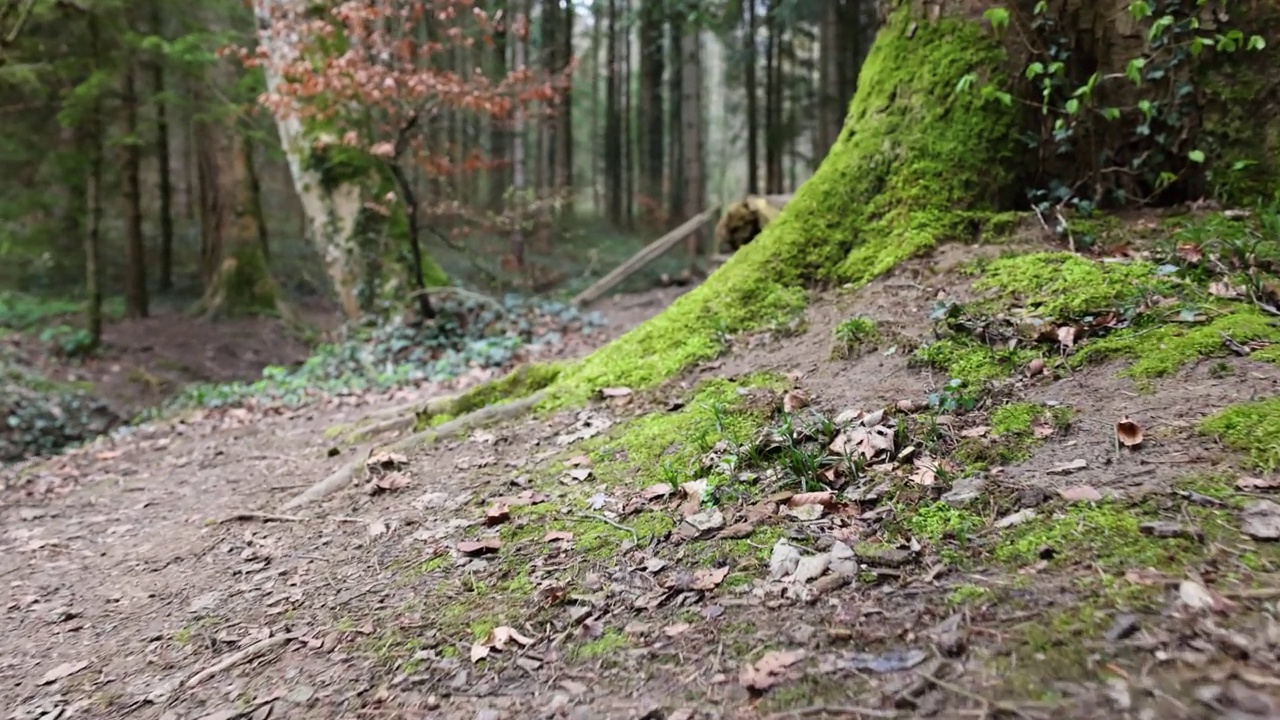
xmin=961 ymin=1 xmax=1267 ymax=232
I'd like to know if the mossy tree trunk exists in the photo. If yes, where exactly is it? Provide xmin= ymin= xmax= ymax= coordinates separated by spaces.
xmin=549 ymin=0 xmax=1279 ymax=405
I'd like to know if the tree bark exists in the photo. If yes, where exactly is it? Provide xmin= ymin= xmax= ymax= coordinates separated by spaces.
xmin=603 ymin=0 xmax=622 ymax=225
xmin=510 ymin=0 xmax=529 ymax=268
xmin=557 ymin=1 xmax=574 ymax=219
xmin=121 ymin=59 xmax=149 ymax=319
xmin=679 ymin=19 xmax=704 ymax=268
xmin=84 ymin=13 xmax=104 ymax=350
xmin=744 ymin=0 xmax=759 ymax=195
xmin=151 ymin=0 xmax=175 ymax=293
xmin=638 ymin=0 xmax=664 ymax=226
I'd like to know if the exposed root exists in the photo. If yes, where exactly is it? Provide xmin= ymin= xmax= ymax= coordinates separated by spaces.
xmin=280 ymin=390 xmax=548 ymax=512
xmin=183 ymin=635 xmax=291 ymax=689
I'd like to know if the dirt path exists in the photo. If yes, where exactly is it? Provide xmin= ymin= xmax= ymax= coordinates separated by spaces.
xmin=3 ymin=251 xmax=1280 ymax=720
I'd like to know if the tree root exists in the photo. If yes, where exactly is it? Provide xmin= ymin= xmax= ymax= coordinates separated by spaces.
xmin=184 ymin=635 xmax=291 ymax=689
xmin=280 ymin=389 xmax=548 ymax=512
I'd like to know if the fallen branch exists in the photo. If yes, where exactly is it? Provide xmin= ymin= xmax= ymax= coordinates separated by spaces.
xmin=769 ymin=705 xmax=899 ymax=719
xmin=184 ymin=635 xmax=290 ymax=689
xmin=218 ymin=511 xmax=310 ymax=524
xmin=279 ymin=389 xmax=549 ymax=512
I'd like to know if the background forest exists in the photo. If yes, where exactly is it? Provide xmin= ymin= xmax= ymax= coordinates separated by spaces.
xmin=0 ymin=0 xmax=875 ymax=460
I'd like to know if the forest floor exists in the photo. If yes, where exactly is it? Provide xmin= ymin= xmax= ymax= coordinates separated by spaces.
xmin=4 ymin=227 xmax=1280 ymax=720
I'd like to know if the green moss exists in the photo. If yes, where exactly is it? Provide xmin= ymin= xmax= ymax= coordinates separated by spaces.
xmin=545 ymin=10 xmax=1019 ymax=407
xmin=418 ymin=362 xmax=563 ymax=428
xmin=903 ymin=501 xmax=984 ymax=544
xmin=990 ymin=402 xmax=1040 ymax=436
xmin=912 ymin=339 xmax=1033 ymax=387
xmin=974 ymin=252 xmax=1170 ymax=320
xmin=203 ymin=243 xmax=278 ymax=318
xmin=1079 ymin=309 xmax=1280 ymax=378
xmin=574 ymin=629 xmax=627 ymax=660
xmin=1201 ymin=398 xmax=1280 ymax=472
xmin=946 ymin=583 xmax=992 ymax=605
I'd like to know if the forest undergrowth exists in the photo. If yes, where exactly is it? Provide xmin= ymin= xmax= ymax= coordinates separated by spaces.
xmin=5 ymin=207 xmax=1280 ymax=719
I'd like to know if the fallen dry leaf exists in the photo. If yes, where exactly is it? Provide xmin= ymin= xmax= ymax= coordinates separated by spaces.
xmin=564 ymin=468 xmax=593 ymax=483
xmin=959 ymin=425 xmax=990 ymax=438
xmin=600 ymin=387 xmax=633 ymax=398
xmin=1178 ymin=579 xmax=1233 ymax=613
xmin=1059 ymin=485 xmax=1103 ymax=502
xmin=484 ymin=503 xmax=511 ymax=527
xmin=641 ymin=483 xmax=675 ymax=500
xmin=543 ymin=530 xmax=574 ymax=543
xmin=1176 ymin=242 xmax=1203 ymax=263
xmin=664 ymin=623 xmax=693 ymax=637
xmin=788 ymin=491 xmax=835 ymax=508
xmin=1026 ymin=358 xmax=1046 ymax=376
xmin=457 ymin=539 xmax=502 ymax=556
xmin=470 ymin=643 xmax=490 ymax=662
xmin=1057 ymin=325 xmax=1077 ymax=348
xmin=690 ymin=566 xmax=730 ymax=591
xmin=739 ymin=650 xmax=805 ymax=692
xmin=490 ymin=490 xmax=548 ymax=507
xmin=718 ymin=522 xmax=756 ymax=539
xmin=909 ymin=456 xmax=940 ymax=486
xmin=1115 ymin=416 xmax=1144 ymax=448
xmin=367 ymin=471 xmax=411 ymax=493
xmin=783 ymin=389 xmax=809 ymax=413
xmin=366 ymin=451 xmax=408 ymax=469
xmin=1238 ymin=476 xmax=1280 ymax=490
xmin=1208 ymin=280 xmax=1242 ymax=299
xmin=38 ymin=660 xmax=89 ymax=685
xmin=489 ymin=626 xmax=534 ymax=650
xmin=1032 ymin=422 xmax=1055 ymax=438
xmin=566 ymin=455 xmax=592 ymax=468
xmin=366 ymin=519 xmax=388 ymax=537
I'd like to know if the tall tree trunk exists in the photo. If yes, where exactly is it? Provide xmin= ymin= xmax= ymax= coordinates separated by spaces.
xmin=121 ymin=60 xmax=149 ymax=319
xmin=679 ymin=20 xmax=703 ymax=268
xmin=151 ymin=0 xmax=175 ymax=293
xmin=638 ymin=0 xmax=664 ymax=226
xmin=510 ymin=0 xmax=529 ymax=268
xmin=84 ymin=14 xmax=104 ymax=349
xmin=744 ymin=0 xmax=759 ymax=195
xmin=243 ymin=133 xmax=270 ymax=261
xmin=490 ymin=4 xmax=509 ymax=213
xmin=603 ymin=0 xmax=622 ymax=225
xmin=557 ymin=1 xmax=574 ymax=219
xmin=589 ymin=0 xmax=602 ymax=214
xmin=621 ymin=0 xmax=633 ymax=229
xmin=665 ymin=12 xmax=683 ymax=228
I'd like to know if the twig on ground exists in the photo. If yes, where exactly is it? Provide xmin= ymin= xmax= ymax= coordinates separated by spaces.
xmin=218 ymin=511 xmax=310 ymax=524
xmin=917 ymin=669 xmax=1035 ymax=720
xmin=769 ymin=705 xmax=899 ymax=719
xmin=184 ymin=635 xmax=290 ymax=688
xmin=1221 ymin=332 xmax=1252 ymax=356
xmin=578 ymin=513 xmax=638 ymax=545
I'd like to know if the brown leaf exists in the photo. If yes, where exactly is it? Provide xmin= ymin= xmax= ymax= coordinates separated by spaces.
xmin=641 ymin=483 xmax=675 ymax=500
xmin=470 ymin=643 xmax=490 ymax=663
xmin=909 ymin=456 xmax=940 ymax=486
xmin=663 ymin=623 xmax=693 ymax=637
xmin=600 ymin=387 xmax=633 ymax=398
xmin=959 ymin=425 xmax=990 ymax=438
xmin=485 ymin=503 xmax=511 ymax=527
xmin=368 ymin=471 xmax=411 ymax=493
xmin=566 ymin=455 xmax=592 ymax=467
xmin=1176 ymin=242 xmax=1203 ymax=263
xmin=491 ymin=490 xmax=548 ymax=507
xmin=1025 ymin=358 xmax=1046 ymax=377
xmin=1178 ymin=579 xmax=1233 ymax=613
xmin=457 ymin=539 xmax=502 ymax=556
xmin=717 ymin=522 xmax=756 ymax=539
xmin=739 ymin=649 xmax=805 ymax=692
xmin=783 ymin=389 xmax=809 ymax=413
xmin=1208 ymin=280 xmax=1242 ymax=299
xmin=366 ymin=451 xmax=408 ymax=469
xmin=565 ymin=468 xmax=593 ymax=483
xmin=1237 ymin=476 xmax=1280 ymax=490
xmin=690 ymin=566 xmax=730 ymax=591
xmin=489 ymin=626 xmax=534 ymax=649
xmin=745 ymin=502 xmax=777 ymax=523
xmin=1115 ymin=416 xmax=1144 ymax=447
xmin=1056 ymin=325 xmax=1077 ymax=349
xmin=1031 ymin=422 xmax=1055 ymax=439
xmin=788 ymin=491 xmax=835 ymax=508
xmin=543 ymin=530 xmax=574 ymax=543
xmin=1059 ymin=485 xmax=1103 ymax=502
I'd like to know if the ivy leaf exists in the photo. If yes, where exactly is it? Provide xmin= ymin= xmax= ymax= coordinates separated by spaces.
xmin=1025 ymin=62 xmax=1046 ymax=79
xmin=1034 ymin=0 xmax=1048 ymax=14
xmin=983 ymin=7 xmax=1011 ymax=32
xmin=1100 ymin=107 xmax=1122 ymax=121
xmin=1188 ymin=150 xmax=1206 ymax=164
xmin=1129 ymin=1 xmax=1152 ymax=20
xmin=1126 ymin=57 xmax=1146 ymax=85
xmin=1248 ymin=35 xmax=1267 ymax=51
